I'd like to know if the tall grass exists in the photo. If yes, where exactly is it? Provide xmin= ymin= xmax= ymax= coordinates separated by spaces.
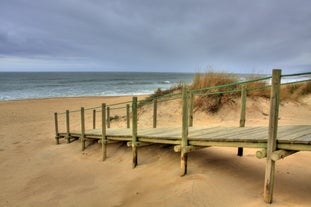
xmin=142 ymin=71 xmax=311 ymax=113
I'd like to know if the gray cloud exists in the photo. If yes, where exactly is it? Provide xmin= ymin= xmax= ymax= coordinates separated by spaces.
xmin=0 ymin=0 xmax=310 ymax=73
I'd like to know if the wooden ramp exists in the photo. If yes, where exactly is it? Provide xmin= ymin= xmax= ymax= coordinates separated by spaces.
xmin=54 ymin=69 xmax=311 ymax=204
xmin=60 ymin=125 xmax=311 ymax=151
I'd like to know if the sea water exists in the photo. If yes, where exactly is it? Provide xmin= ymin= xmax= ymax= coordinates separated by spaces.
xmin=0 ymin=72 xmax=194 ymax=101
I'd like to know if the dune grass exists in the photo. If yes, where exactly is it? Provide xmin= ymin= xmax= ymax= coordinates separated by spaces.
xmin=142 ymin=71 xmax=311 ymax=113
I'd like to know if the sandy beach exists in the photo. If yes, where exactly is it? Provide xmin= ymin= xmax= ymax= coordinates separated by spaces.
xmin=0 ymin=95 xmax=311 ymax=207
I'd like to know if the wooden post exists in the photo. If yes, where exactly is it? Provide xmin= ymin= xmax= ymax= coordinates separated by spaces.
xmin=81 ymin=107 xmax=86 ymax=151
xmin=54 ymin=112 xmax=59 ymax=144
xmin=107 ymin=107 xmax=110 ymax=128
xmin=93 ymin=109 xmax=96 ymax=129
xmin=126 ymin=104 xmax=130 ymax=128
xmin=256 ymin=149 xmax=267 ymax=159
xmin=132 ymin=97 xmax=138 ymax=168
xmin=181 ymin=85 xmax=189 ymax=176
xmin=264 ymin=69 xmax=281 ymax=203
xmin=102 ymin=103 xmax=107 ymax=161
xmin=66 ymin=110 xmax=70 ymax=143
xmin=189 ymin=92 xmax=194 ymax=127
xmin=153 ymin=99 xmax=157 ymax=128
xmin=238 ymin=85 xmax=247 ymax=156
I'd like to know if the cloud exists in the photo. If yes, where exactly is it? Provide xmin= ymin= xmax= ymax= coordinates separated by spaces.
xmin=0 ymin=0 xmax=310 ymax=73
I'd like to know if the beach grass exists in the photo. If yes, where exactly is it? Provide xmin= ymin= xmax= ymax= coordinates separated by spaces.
xmin=142 ymin=71 xmax=311 ymax=113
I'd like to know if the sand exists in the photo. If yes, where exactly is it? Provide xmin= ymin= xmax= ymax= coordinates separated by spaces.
xmin=0 ymin=95 xmax=311 ymax=207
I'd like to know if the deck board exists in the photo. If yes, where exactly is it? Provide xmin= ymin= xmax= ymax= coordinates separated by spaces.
xmin=59 ymin=125 xmax=311 ymax=151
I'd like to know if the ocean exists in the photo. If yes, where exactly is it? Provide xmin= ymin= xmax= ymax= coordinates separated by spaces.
xmin=0 ymin=72 xmax=194 ymax=101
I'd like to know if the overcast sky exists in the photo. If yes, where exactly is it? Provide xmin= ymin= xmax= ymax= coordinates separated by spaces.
xmin=0 ymin=0 xmax=310 ymax=74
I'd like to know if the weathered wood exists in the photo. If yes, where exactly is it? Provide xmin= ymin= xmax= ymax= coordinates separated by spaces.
xmin=102 ymin=103 xmax=107 ymax=161
xmin=138 ymin=138 xmax=180 ymax=145
xmin=264 ymin=69 xmax=281 ymax=204
xmin=93 ymin=109 xmax=96 ymax=129
xmin=238 ymin=86 xmax=247 ymax=156
xmin=132 ymin=97 xmax=138 ymax=168
xmin=54 ymin=112 xmax=59 ymax=144
xmin=66 ymin=110 xmax=70 ymax=143
xmin=181 ymin=85 xmax=189 ymax=176
xmin=278 ymin=143 xmax=311 ymax=151
xmin=107 ymin=107 xmax=110 ymax=128
xmin=127 ymin=141 xmax=154 ymax=147
xmin=240 ymin=85 xmax=247 ymax=127
xmin=81 ymin=107 xmax=86 ymax=151
xmin=271 ymin=150 xmax=297 ymax=161
xmin=189 ymin=140 xmax=267 ymax=148
xmin=256 ymin=148 xmax=267 ymax=159
xmin=153 ymin=99 xmax=157 ymax=128
xmin=126 ymin=104 xmax=130 ymax=128
xmin=188 ymin=92 xmax=194 ymax=127
xmin=98 ymin=140 xmax=121 ymax=144
xmin=174 ymin=145 xmax=208 ymax=153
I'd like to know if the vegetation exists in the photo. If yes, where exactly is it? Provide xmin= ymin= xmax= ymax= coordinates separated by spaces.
xmin=141 ymin=71 xmax=311 ymax=113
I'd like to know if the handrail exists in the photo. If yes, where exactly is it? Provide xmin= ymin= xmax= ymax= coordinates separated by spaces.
xmin=190 ymin=76 xmax=271 ymax=93
xmin=55 ymin=71 xmax=310 ymax=115
xmin=281 ymin=71 xmax=311 ymax=77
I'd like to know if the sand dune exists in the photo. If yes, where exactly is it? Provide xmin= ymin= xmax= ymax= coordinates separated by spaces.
xmin=0 ymin=95 xmax=310 ymax=206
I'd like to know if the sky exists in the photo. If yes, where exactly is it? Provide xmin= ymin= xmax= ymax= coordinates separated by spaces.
xmin=0 ymin=0 xmax=310 ymax=74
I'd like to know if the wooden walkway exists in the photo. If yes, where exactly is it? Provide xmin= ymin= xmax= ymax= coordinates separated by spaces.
xmin=60 ymin=125 xmax=311 ymax=151
xmin=54 ymin=69 xmax=311 ymax=204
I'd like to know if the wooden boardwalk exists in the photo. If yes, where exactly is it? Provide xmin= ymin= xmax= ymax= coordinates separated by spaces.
xmin=60 ymin=125 xmax=311 ymax=151
xmin=54 ymin=69 xmax=311 ymax=203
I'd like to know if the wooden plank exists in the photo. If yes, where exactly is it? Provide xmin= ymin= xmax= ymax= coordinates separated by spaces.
xmin=58 ymin=125 xmax=311 ymax=147
xmin=189 ymin=140 xmax=267 ymax=148
xmin=240 ymin=85 xmax=247 ymax=127
xmin=102 ymin=103 xmax=107 ymax=161
xmin=93 ymin=109 xmax=96 ymax=129
xmin=132 ymin=97 xmax=138 ymax=168
xmin=66 ymin=110 xmax=70 ymax=143
xmin=107 ymin=137 xmax=132 ymax=141
xmin=277 ymin=125 xmax=311 ymax=140
xmin=264 ymin=69 xmax=281 ymax=204
xmin=188 ymin=92 xmax=194 ymax=127
xmin=126 ymin=104 xmax=130 ymax=128
xmin=138 ymin=138 xmax=180 ymax=145
xmin=81 ymin=107 xmax=86 ymax=151
xmin=277 ymin=143 xmax=311 ymax=151
xmin=54 ymin=112 xmax=59 ymax=144
xmin=181 ymin=85 xmax=189 ymax=176
xmin=107 ymin=107 xmax=110 ymax=128
xmin=238 ymin=86 xmax=247 ymax=156
xmin=153 ymin=99 xmax=157 ymax=128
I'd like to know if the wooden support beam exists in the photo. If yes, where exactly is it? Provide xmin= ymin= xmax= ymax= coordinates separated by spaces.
xmin=127 ymin=141 xmax=154 ymax=147
xmin=92 ymin=109 xmax=96 ymax=129
xmin=256 ymin=148 xmax=267 ymax=159
xmin=107 ymin=107 xmax=110 ymax=128
xmin=181 ymin=85 xmax=189 ymax=176
xmin=54 ymin=112 xmax=59 ymax=144
xmin=237 ymin=85 xmax=247 ymax=156
xmin=126 ymin=104 xmax=130 ymax=128
xmin=174 ymin=145 xmax=208 ymax=153
xmin=188 ymin=92 xmax=194 ymax=127
xmin=101 ymin=103 xmax=107 ymax=161
xmin=66 ymin=110 xmax=70 ymax=143
xmin=132 ymin=97 xmax=138 ymax=168
xmin=271 ymin=150 xmax=297 ymax=161
xmin=81 ymin=107 xmax=86 ymax=151
xmin=98 ymin=140 xmax=121 ymax=144
xmin=153 ymin=99 xmax=157 ymax=128
xmin=264 ymin=69 xmax=281 ymax=204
